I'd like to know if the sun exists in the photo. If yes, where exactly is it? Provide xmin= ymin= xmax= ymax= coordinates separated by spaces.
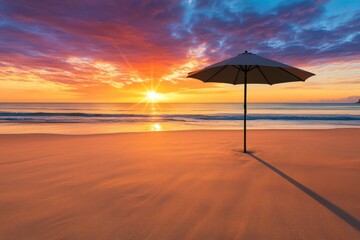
xmin=146 ymin=91 xmax=160 ymax=102
xmin=142 ymin=90 xmax=165 ymax=114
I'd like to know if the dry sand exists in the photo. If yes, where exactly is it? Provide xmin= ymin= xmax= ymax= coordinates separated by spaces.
xmin=0 ymin=129 xmax=359 ymax=239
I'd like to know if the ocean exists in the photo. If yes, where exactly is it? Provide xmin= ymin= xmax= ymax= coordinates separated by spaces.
xmin=0 ymin=102 xmax=359 ymax=134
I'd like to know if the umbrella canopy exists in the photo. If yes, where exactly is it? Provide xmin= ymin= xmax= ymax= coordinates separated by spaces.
xmin=187 ymin=51 xmax=315 ymax=152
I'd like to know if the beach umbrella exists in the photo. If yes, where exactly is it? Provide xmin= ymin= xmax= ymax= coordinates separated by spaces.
xmin=187 ymin=51 xmax=315 ymax=153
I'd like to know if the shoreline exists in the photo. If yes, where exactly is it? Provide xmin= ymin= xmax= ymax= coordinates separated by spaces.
xmin=0 ymin=127 xmax=359 ymax=136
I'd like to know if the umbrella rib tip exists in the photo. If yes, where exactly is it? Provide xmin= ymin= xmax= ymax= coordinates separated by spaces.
xmin=241 ymin=50 xmax=253 ymax=55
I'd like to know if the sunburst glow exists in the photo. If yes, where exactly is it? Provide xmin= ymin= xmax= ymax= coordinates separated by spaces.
xmin=146 ymin=91 xmax=160 ymax=103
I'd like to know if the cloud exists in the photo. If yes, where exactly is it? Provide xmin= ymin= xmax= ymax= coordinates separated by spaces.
xmin=0 ymin=0 xmax=359 ymax=100
xmin=318 ymin=95 xmax=360 ymax=103
xmin=179 ymin=0 xmax=359 ymax=64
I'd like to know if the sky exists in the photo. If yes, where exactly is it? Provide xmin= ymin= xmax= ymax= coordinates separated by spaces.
xmin=0 ymin=0 xmax=359 ymax=103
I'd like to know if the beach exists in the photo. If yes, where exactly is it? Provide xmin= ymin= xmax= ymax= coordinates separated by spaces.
xmin=0 ymin=129 xmax=359 ymax=239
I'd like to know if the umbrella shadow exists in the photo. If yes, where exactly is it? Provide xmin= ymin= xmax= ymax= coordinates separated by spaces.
xmin=247 ymin=152 xmax=360 ymax=232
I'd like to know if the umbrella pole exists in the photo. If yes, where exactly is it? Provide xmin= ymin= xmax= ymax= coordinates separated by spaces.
xmin=244 ymin=69 xmax=247 ymax=153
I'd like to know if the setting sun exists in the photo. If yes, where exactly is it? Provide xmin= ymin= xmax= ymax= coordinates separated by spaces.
xmin=146 ymin=91 xmax=161 ymax=102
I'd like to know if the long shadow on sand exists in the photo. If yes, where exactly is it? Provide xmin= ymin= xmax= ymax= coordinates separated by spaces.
xmin=248 ymin=152 xmax=360 ymax=232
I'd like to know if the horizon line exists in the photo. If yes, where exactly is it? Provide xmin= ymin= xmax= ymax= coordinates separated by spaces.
xmin=0 ymin=101 xmax=357 ymax=104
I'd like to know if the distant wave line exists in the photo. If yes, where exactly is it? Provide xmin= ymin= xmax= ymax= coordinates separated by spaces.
xmin=0 ymin=111 xmax=359 ymax=123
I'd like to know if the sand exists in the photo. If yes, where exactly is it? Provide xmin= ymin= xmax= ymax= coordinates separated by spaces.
xmin=0 ymin=129 xmax=359 ymax=239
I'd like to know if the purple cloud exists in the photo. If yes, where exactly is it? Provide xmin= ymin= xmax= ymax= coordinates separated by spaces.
xmin=0 ymin=0 xmax=359 ymax=89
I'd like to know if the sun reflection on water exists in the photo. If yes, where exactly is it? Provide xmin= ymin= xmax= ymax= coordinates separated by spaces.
xmin=151 ymin=123 xmax=162 ymax=131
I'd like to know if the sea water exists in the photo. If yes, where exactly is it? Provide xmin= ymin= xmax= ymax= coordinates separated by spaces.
xmin=0 ymin=102 xmax=358 ymax=134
